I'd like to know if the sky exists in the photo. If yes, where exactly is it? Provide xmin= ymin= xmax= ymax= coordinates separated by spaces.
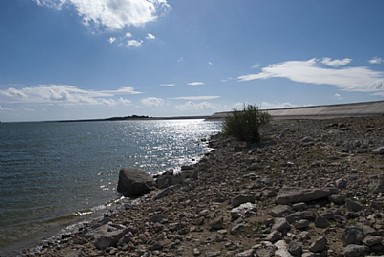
xmin=0 ymin=0 xmax=383 ymax=122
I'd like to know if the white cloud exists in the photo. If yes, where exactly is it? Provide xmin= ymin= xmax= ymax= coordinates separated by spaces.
xmin=125 ymin=32 xmax=132 ymax=38
xmin=172 ymin=96 xmax=220 ymax=101
xmin=175 ymin=101 xmax=216 ymax=111
xmin=369 ymin=57 xmax=383 ymax=65
xmin=321 ymin=57 xmax=352 ymax=67
xmin=238 ymin=58 xmax=384 ymax=94
xmin=188 ymin=82 xmax=205 ymax=87
xmin=146 ymin=33 xmax=156 ymax=40
xmin=141 ymin=97 xmax=165 ymax=107
xmin=0 ymin=85 xmax=139 ymax=106
xmin=127 ymin=39 xmax=143 ymax=47
xmin=108 ymin=37 xmax=116 ymax=44
xmin=34 ymin=0 xmax=171 ymax=30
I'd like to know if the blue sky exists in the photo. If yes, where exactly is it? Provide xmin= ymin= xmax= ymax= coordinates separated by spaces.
xmin=0 ymin=0 xmax=383 ymax=122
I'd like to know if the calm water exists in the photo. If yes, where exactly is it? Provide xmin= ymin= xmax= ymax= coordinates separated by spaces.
xmin=0 ymin=119 xmax=222 ymax=255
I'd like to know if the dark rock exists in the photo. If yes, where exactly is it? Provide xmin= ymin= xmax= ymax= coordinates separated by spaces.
xmin=153 ymin=186 xmax=174 ymax=200
xmin=271 ymin=218 xmax=290 ymax=233
xmin=294 ymin=219 xmax=310 ymax=229
xmin=372 ymin=146 xmax=384 ymax=154
xmin=265 ymin=231 xmax=282 ymax=243
xmin=335 ymin=178 xmax=347 ymax=189
xmin=155 ymin=171 xmax=183 ymax=189
xmin=329 ymin=194 xmax=346 ymax=204
xmin=117 ymin=168 xmax=155 ymax=197
xmin=345 ymin=198 xmax=365 ymax=212
xmin=292 ymin=202 xmax=306 ymax=211
xmin=309 ymin=236 xmax=327 ymax=253
xmin=231 ymin=194 xmax=256 ymax=207
xmin=343 ymin=244 xmax=368 ymax=257
xmin=342 ymin=227 xmax=364 ymax=245
xmin=288 ymin=241 xmax=303 ymax=256
xmin=210 ymin=216 xmax=224 ymax=231
xmin=315 ymin=215 xmax=330 ymax=228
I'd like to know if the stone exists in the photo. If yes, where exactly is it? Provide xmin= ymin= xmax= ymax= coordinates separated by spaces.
xmin=288 ymin=241 xmax=302 ymax=256
xmin=363 ymin=235 xmax=383 ymax=246
xmin=329 ymin=194 xmax=346 ymax=205
xmin=235 ymin=249 xmax=255 ymax=257
xmin=292 ymin=202 xmax=306 ymax=211
xmin=117 ymin=168 xmax=155 ymax=197
xmin=271 ymin=218 xmax=291 ymax=233
xmin=232 ymin=194 xmax=256 ymax=207
xmin=153 ymin=186 xmax=174 ymax=200
xmin=270 ymin=205 xmax=293 ymax=217
xmin=265 ymin=230 xmax=282 ymax=243
xmin=342 ymin=227 xmax=364 ymax=245
xmin=274 ymin=240 xmax=293 ymax=257
xmin=294 ymin=219 xmax=310 ymax=229
xmin=253 ymin=241 xmax=276 ymax=257
xmin=345 ymin=198 xmax=365 ymax=212
xmin=92 ymin=224 xmax=126 ymax=250
xmin=315 ymin=215 xmax=330 ymax=228
xmin=205 ymin=251 xmax=221 ymax=257
xmin=155 ymin=171 xmax=184 ymax=189
xmin=373 ymin=146 xmax=384 ymax=154
xmin=277 ymin=188 xmax=332 ymax=205
xmin=343 ymin=244 xmax=368 ymax=257
xmin=210 ymin=216 xmax=224 ymax=231
xmin=309 ymin=236 xmax=327 ymax=253
xmin=231 ymin=202 xmax=257 ymax=220
xmin=335 ymin=178 xmax=347 ymax=189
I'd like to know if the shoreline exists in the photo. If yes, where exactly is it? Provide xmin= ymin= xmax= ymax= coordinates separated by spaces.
xmin=15 ymin=116 xmax=384 ymax=256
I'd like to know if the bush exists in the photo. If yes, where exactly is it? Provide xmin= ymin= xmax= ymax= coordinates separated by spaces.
xmin=223 ymin=104 xmax=271 ymax=143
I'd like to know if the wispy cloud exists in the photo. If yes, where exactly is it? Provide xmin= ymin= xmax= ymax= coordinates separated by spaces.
xmin=160 ymin=84 xmax=175 ymax=87
xmin=141 ymin=97 xmax=165 ymax=107
xmin=0 ymin=85 xmax=139 ymax=106
xmin=260 ymin=102 xmax=297 ymax=109
xmin=238 ymin=58 xmax=384 ymax=94
xmin=34 ymin=0 xmax=171 ymax=30
xmin=175 ymin=101 xmax=216 ymax=111
xmin=188 ymin=82 xmax=205 ymax=86
xmin=172 ymin=96 xmax=220 ymax=101
xmin=369 ymin=57 xmax=383 ymax=65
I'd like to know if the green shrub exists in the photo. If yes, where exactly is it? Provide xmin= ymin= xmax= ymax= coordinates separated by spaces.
xmin=223 ymin=104 xmax=271 ymax=143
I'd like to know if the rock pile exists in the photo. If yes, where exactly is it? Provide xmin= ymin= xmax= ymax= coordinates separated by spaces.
xmin=19 ymin=116 xmax=384 ymax=257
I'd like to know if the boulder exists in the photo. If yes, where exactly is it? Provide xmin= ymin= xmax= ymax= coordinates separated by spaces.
xmin=117 ymin=168 xmax=155 ymax=197
xmin=277 ymin=188 xmax=333 ymax=204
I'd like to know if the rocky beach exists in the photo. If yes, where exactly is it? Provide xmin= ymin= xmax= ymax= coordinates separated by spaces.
xmin=18 ymin=116 xmax=384 ymax=257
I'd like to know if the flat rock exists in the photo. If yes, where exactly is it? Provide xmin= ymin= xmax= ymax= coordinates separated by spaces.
xmin=343 ymin=244 xmax=368 ymax=257
xmin=345 ymin=198 xmax=365 ymax=212
xmin=277 ymin=188 xmax=333 ymax=204
xmin=270 ymin=205 xmax=293 ymax=217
